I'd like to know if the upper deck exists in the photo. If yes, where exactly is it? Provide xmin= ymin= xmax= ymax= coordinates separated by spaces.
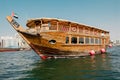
xmin=26 ymin=18 xmax=109 ymax=38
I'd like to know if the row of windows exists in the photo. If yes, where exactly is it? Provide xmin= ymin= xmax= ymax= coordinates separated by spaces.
xmin=66 ymin=37 xmax=102 ymax=44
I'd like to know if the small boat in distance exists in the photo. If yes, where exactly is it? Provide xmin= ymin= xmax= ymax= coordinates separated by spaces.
xmin=0 ymin=48 xmax=31 ymax=52
xmin=0 ymin=48 xmax=21 ymax=52
xmin=6 ymin=16 xmax=110 ymax=60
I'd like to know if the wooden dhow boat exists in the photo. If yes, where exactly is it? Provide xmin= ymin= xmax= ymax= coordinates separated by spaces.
xmin=6 ymin=16 xmax=110 ymax=60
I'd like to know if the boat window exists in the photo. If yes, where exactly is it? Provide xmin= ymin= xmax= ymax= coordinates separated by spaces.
xmin=98 ymin=39 xmax=99 ymax=44
xmin=91 ymin=38 xmax=94 ymax=44
xmin=99 ymin=38 xmax=101 ymax=44
xmin=85 ymin=37 xmax=89 ymax=44
xmin=66 ymin=37 xmax=69 ymax=44
xmin=49 ymin=40 xmax=56 ymax=44
xmin=79 ymin=38 xmax=84 ymax=44
xmin=95 ymin=38 xmax=98 ymax=44
xmin=71 ymin=37 xmax=77 ymax=44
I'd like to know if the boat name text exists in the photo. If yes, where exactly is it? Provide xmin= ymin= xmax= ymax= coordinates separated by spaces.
xmin=11 ymin=19 xmax=20 ymax=28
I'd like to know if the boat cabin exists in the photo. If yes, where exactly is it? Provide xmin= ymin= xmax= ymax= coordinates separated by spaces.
xmin=26 ymin=18 xmax=110 ymax=46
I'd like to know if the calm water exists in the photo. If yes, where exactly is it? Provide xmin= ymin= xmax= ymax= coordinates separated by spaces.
xmin=0 ymin=46 xmax=120 ymax=80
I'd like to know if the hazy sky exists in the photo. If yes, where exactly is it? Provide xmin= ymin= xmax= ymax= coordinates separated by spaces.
xmin=0 ymin=0 xmax=120 ymax=40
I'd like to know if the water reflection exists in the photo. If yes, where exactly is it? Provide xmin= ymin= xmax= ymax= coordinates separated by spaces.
xmin=21 ymin=54 xmax=114 ymax=80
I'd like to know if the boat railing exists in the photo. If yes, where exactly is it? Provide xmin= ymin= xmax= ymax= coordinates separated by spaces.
xmin=28 ymin=24 xmax=109 ymax=39
xmin=26 ymin=28 xmax=37 ymax=33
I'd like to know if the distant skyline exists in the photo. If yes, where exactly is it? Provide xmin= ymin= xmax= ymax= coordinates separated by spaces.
xmin=0 ymin=0 xmax=120 ymax=40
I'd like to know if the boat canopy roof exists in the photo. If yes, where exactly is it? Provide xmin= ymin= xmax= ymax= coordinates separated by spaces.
xmin=26 ymin=18 xmax=109 ymax=33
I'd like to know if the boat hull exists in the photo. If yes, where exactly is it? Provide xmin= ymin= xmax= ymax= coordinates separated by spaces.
xmin=19 ymin=31 xmax=106 ymax=59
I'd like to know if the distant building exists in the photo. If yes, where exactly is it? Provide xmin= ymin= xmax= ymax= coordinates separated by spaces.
xmin=112 ymin=40 xmax=120 ymax=46
xmin=15 ymin=34 xmax=30 ymax=48
xmin=0 ymin=36 xmax=17 ymax=48
xmin=0 ymin=34 xmax=30 ymax=48
xmin=116 ymin=40 xmax=120 ymax=44
xmin=0 ymin=39 xmax=5 ymax=48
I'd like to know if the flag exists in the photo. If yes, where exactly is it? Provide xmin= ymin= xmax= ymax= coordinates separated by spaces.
xmin=11 ymin=12 xmax=18 ymax=19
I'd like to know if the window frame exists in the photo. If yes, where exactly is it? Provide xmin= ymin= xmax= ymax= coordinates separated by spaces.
xmin=71 ymin=37 xmax=77 ymax=44
xmin=79 ymin=37 xmax=84 ymax=44
xmin=85 ymin=37 xmax=89 ymax=44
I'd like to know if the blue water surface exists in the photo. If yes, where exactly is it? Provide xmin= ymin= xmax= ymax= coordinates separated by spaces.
xmin=0 ymin=46 xmax=120 ymax=80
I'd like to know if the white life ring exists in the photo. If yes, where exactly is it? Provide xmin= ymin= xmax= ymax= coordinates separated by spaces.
xmin=71 ymin=27 xmax=77 ymax=32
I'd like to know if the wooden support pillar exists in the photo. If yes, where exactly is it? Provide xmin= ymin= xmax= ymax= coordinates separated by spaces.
xmin=57 ymin=22 xmax=59 ymax=31
xmin=84 ymin=37 xmax=85 ymax=44
xmin=69 ymin=35 xmax=71 ymax=44
xmin=69 ymin=24 xmax=71 ymax=33
xmin=77 ymin=36 xmax=79 ymax=44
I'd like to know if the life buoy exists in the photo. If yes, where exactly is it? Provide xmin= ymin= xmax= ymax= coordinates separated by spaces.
xmin=71 ymin=27 xmax=77 ymax=32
